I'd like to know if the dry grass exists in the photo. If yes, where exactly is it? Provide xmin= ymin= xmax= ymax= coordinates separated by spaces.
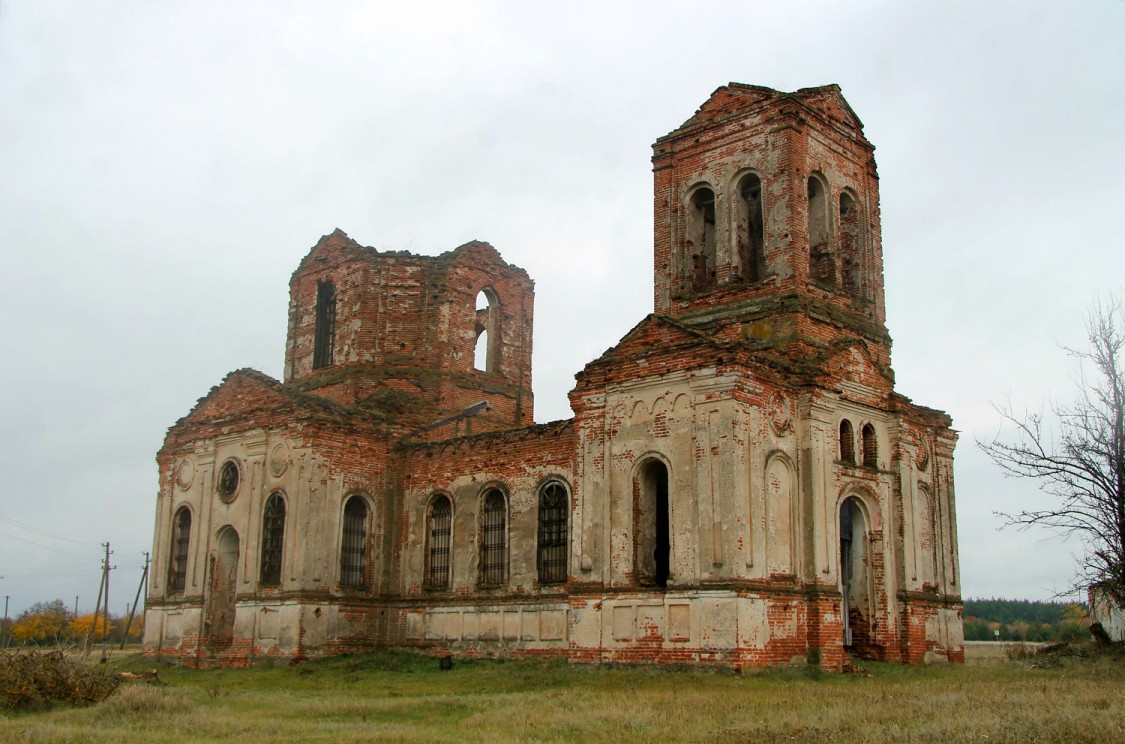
xmin=1 ymin=645 xmax=1123 ymax=742
xmin=92 ymin=684 xmax=192 ymax=721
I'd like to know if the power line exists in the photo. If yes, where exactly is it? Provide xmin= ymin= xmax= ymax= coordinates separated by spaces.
xmin=0 ymin=561 xmax=91 ymax=573
xmin=0 ymin=515 xmax=97 ymax=546
xmin=2 ymin=568 xmax=101 ymax=580
xmin=0 ymin=530 xmax=100 ymax=559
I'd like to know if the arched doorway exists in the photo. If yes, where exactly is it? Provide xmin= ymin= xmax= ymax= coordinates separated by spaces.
xmin=636 ymin=459 xmax=670 ymax=587
xmin=207 ymin=525 xmax=240 ymax=649
xmin=839 ymin=497 xmax=873 ymax=653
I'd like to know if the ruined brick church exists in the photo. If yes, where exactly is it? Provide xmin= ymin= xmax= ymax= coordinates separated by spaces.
xmin=144 ymin=84 xmax=964 ymax=669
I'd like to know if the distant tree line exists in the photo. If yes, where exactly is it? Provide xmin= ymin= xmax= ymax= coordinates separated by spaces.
xmin=963 ymin=598 xmax=1089 ymax=642
xmin=0 ymin=599 xmax=142 ymax=648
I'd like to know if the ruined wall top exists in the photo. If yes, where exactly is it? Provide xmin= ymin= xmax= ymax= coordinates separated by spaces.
xmin=282 ymin=229 xmax=535 ymax=431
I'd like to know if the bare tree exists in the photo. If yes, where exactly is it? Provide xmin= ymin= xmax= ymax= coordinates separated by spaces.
xmin=978 ymin=296 xmax=1125 ymax=606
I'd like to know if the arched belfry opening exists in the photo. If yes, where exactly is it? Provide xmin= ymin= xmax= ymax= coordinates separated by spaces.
xmin=474 ymin=289 xmax=499 ymax=372
xmin=207 ymin=525 xmax=240 ymax=650
xmin=839 ymin=497 xmax=874 ymax=655
xmin=686 ymin=186 xmax=717 ymax=292
xmin=635 ymin=459 xmax=671 ymax=587
xmin=312 ymin=280 xmax=336 ymax=369
xmin=839 ymin=191 xmax=862 ymax=298
xmin=808 ymin=175 xmax=834 ymax=285
xmin=736 ymin=173 xmax=764 ymax=282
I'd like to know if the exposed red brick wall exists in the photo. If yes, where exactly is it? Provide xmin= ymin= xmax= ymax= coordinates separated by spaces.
xmin=284 ymin=230 xmax=534 ymax=433
xmin=652 ymin=85 xmax=887 ymax=365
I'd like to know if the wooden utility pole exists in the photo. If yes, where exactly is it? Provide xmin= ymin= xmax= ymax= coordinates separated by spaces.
xmin=121 ymin=552 xmax=149 ymax=649
xmin=89 ymin=554 xmax=105 ymax=657
xmin=100 ymin=542 xmax=114 ymax=661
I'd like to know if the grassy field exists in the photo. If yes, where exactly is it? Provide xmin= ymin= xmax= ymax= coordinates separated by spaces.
xmin=2 ymin=644 xmax=1124 ymax=743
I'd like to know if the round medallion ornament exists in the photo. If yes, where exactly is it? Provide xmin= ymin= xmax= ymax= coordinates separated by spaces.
xmin=915 ymin=438 xmax=930 ymax=472
xmin=767 ymin=392 xmax=793 ymax=436
xmin=269 ymin=442 xmax=289 ymax=478
xmin=175 ymin=458 xmax=195 ymax=491
xmin=217 ymin=459 xmax=241 ymax=502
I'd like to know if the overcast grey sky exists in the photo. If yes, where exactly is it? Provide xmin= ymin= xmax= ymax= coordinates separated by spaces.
xmin=1 ymin=1 xmax=1122 ymax=617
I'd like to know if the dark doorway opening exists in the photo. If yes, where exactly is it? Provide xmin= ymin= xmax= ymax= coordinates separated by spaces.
xmin=637 ymin=459 xmax=670 ymax=588
xmin=840 ymin=497 xmax=874 ymax=655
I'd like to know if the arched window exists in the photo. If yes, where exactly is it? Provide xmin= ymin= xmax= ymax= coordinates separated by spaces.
xmin=537 ymin=481 xmax=568 ymax=584
xmin=839 ymin=419 xmax=856 ymax=464
xmin=480 ymin=488 xmax=507 ymax=587
xmin=862 ymin=424 xmax=878 ymax=468
xmin=736 ymin=173 xmax=765 ymax=282
xmin=636 ymin=459 xmax=671 ymax=588
xmin=259 ymin=492 xmax=286 ymax=585
xmin=340 ymin=496 xmax=368 ymax=588
xmin=313 ymin=280 xmax=337 ymax=369
xmin=168 ymin=507 xmax=191 ymax=592
xmin=808 ymin=175 xmax=834 ymax=285
xmin=427 ymin=495 xmax=452 ymax=589
xmin=687 ymin=186 xmax=717 ymax=291
xmin=474 ymin=289 xmax=498 ymax=372
xmin=839 ymin=191 xmax=861 ymax=297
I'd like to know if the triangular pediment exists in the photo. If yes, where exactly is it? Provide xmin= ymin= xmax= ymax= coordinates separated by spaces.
xmin=821 ymin=341 xmax=894 ymax=401
xmin=168 ymin=368 xmax=360 ymax=436
xmin=587 ymin=314 xmax=713 ymax=367
xmin=661 ymin=83 xmax=865 ymax=144
xmin=572 ymin=315 xmax=719 ymax=394
xmin=669 ymin=84 xmax=781 ymax=135
xmin=786 ymin=85 xmax=865 ymax=136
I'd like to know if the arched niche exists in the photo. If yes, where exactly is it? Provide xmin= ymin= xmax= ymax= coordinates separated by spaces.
xmin=915 ymin=483 xmax=937 ymax=587
xmin=764 ymin=454 xmax=795 ymax=576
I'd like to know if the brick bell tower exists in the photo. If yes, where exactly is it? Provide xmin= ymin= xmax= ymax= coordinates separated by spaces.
xmin=652 ymin=83 xmax=891 ymax=369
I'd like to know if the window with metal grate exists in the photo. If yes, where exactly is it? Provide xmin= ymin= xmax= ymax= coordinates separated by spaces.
xmin=260 ymin=492 xmax=286 ymax=585
xmin=169 ymin=507 xmax=191 ymax=592
xmin=480 ymin=489 xmax=507 ymax=587
xmin=428 ymin=496 xmax=452 ymax=589
xmin=340 ymin=496 xmax=367 ymax=588
xmin=537 ymin=481 xmax=568 ymax=584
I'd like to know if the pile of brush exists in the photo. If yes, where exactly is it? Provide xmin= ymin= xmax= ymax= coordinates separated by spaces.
xmin=0 ymin=649 xmax=120 ymax=711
